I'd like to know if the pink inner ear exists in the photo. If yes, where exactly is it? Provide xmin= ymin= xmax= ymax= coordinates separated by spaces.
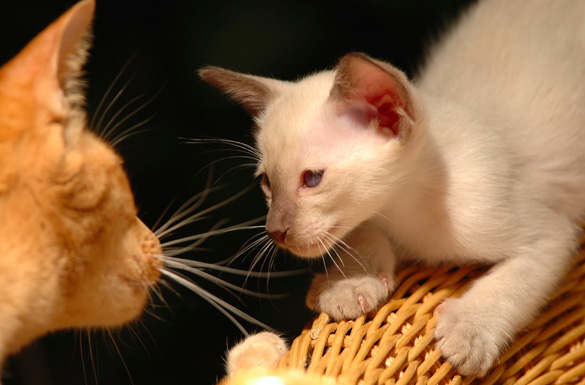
xmin=366 ymin=91 xmax=401 ymax=137
xmin=341 ymin=57 xmax=407 ymax=137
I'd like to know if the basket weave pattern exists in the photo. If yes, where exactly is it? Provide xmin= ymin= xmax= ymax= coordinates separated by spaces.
xmin=278 ymin=245 xmax=585 ymax=385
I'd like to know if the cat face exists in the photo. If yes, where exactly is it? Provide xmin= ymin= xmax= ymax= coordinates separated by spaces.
xmin=201 ymin=54 xmax=419 ymax=258
xmin=0 ymin=0 xmax=161 ymax=357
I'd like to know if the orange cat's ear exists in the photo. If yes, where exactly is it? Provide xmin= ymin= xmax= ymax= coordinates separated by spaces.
xmin=0 ymin=0 xmax=94 ymax=140
xmin=330 ymin=53 xmax=416 ymax=141
xmin=199 ymin=66 xmax=289 ymax=117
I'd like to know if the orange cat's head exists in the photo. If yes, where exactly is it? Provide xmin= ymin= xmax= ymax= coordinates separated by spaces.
xmin=0 ymin=0 xmax=161 ymax=360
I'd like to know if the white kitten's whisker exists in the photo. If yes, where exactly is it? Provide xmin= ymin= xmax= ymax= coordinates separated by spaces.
xmin=234 ymin=232 xmax=270 ymax=259
xmin=328 ymin=225 xmax=356 ymax=230
xmin=257 ymin=242 xmax=273 ymax=276
xmin=330 ymin=245 xmax=347 ymax=270
xmin=215 ymin=163 xmax=261 ymax=183
xmin=220 ymin=232 xmax=270 ymax=269
xmin=322 ymin=235 xmax=345 ymax=268
xmin=195 ymin=148 xmax=259 ymax=163
xmin=244 ymin=238 xmax=276 ymax=286
xmin=318 ymin=238 xmax=347 ymax=278
xmin=262 ymin=242 xmax=280 ymax=287
xmin=205 ymin=155 xmax=259 ymax=168
xmin=264 ymin=244 xmax=279 ymax=292
xmin=315 ymin=241 xmax=330 ymax=283
xmin=184 ymin=137 xmax=262 ymax=161
xmin=161 ymin=270 xmax=273 ymax=335
xmin=193 ymin=155 xmax=259 ymax=183
xmin=319 ymin=235 xmax=339 ymax=265
xmin=323 ymin=232 xmax=368 ymax=274
xmin=163 ymin=260 xmax=287 ymax=299
xmin=91 ymin=54 xmax=136 ymax=131
xmin=374 ymin=211 xmax=396 ymax=225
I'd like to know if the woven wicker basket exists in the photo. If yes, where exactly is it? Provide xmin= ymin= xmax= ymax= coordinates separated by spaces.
xmin=275 ymin=242 xmax=585 ymax=385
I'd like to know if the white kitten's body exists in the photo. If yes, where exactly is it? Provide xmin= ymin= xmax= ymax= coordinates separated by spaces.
xmin=202 ymin=0 xmax=585 ymax=377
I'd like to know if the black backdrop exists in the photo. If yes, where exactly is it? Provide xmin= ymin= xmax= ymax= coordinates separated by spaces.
xmin=0 ymin=1 xmax=475 ymax=384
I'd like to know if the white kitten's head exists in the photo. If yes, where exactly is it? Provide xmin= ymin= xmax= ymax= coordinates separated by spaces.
xmin=201 ymin=53 xmax=421 ymax=257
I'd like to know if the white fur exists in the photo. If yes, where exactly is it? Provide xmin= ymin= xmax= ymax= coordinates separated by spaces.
xmin=203 ymin=0 xmax=585 ymax=377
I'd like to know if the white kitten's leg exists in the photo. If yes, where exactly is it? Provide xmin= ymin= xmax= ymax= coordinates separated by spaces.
xmin=306 ymin=221 xmax=397 ymax=320
xmin=435 ymin=219 xmax=579 ymax=376
xmin=225 ymin=332 xmax=288 ymax=377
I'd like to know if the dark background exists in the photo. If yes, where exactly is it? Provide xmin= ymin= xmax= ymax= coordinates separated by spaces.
xmin=0 ymin=1 xmax=475 ymax=384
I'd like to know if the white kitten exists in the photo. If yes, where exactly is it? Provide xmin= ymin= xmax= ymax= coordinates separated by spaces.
xmin=200 ymin=0 xmax=585 ymax=376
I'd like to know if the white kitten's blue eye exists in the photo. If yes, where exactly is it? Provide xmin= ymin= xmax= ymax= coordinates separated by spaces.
xmin=302 ymin=170 xmax=324 ymax=188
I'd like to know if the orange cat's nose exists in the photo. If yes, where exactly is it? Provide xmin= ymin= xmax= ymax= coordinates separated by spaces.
xmin=136 ymin=218 xmax=163 ymax=283
xmin=267 ymin=229 xmax=288 ymax=244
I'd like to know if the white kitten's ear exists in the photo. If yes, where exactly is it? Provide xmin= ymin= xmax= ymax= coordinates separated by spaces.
xmin=330 ymin=52 xmax=416 ymax=140
xmin=199 ymin=66 xmax=288 ymax=116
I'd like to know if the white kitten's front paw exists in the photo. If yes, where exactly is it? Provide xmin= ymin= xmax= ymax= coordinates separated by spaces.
xmin=225 ymin=332 xmax=288 ymax=376
xmin=434 ymin=299 xmax=503 ymax=377
xmin=316 ymin=275 xmax=391 ymax=320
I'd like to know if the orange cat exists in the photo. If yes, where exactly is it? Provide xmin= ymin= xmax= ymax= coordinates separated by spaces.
xmin=0 ymin=0 xmax=161 ymax=374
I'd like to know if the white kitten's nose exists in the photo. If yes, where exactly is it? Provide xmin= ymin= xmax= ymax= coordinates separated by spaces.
xmin=267 ymin=229 xmax=288 ymax=244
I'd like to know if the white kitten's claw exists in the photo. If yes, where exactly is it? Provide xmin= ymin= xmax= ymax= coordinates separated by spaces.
xmin=434 ymin=299 xmax=501 ymax=377
xmin=357 ymin=294 xmax=368 ymax=313
xmin=225 ymin=331 xmax=288 ymax=376
xmin=378 ymin=272 xmax=395 ymax=292
xmin=434 ymin=301 xmax=447 ymax=316
xmin=317 ymin=275 xmax=391 ymax=321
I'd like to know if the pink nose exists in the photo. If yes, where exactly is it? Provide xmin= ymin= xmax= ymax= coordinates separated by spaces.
xmin=267 ymin=229 xmax=287 ymax=244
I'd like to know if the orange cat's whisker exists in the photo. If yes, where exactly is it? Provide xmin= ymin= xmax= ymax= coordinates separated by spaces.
xmin=106 ymin=329 xmax=135 ymax=385
xmin=154 ymin=183 xmax=258 ymax=241
xmin=103 ymin=83 xmax=165 ymax=146
xmin=162 ymin=257 xmax=307 ymax=278
xmin=100 ymin=93 xmax=147 ymax=140
xmin=160 ymin=221 xmax=264 ymax=251
xmin=91 ymin=54 xmax=136 ymax=129
xmin=162 ymin=259 xmax=288 ymax=300
xmin=109 ymin=114 xmax=155 ymax=147
xmin=160 ymin=269 xmax=273 ymax=336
